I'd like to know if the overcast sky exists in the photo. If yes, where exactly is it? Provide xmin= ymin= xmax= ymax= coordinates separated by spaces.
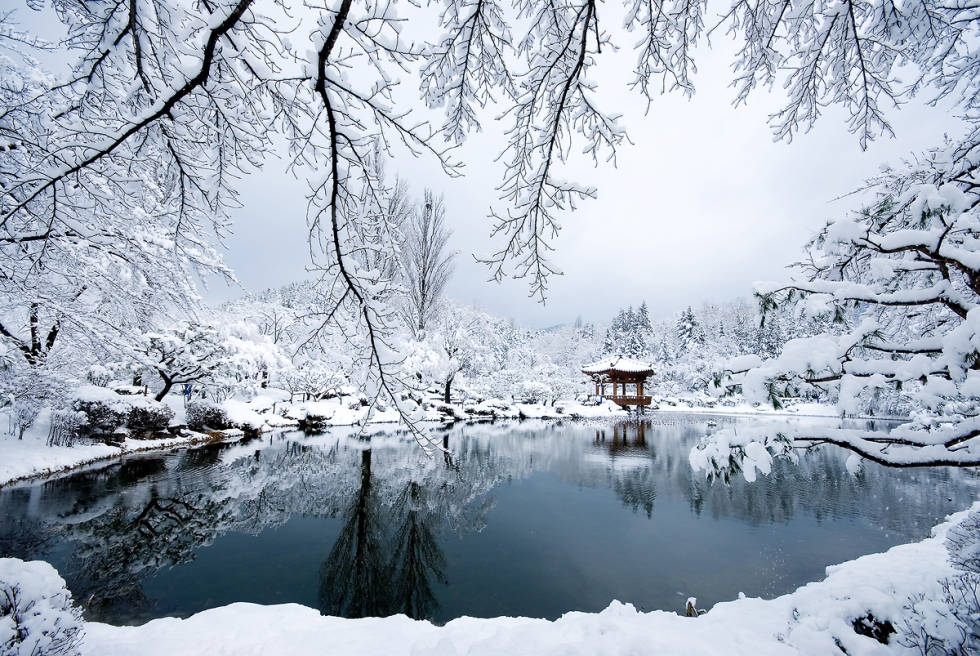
xmin=13 ymin=1 xmax=967 ymax=329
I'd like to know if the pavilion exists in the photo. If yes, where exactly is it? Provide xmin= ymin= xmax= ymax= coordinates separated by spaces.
xmin=581 ymin=355 xmax=654 ymax=408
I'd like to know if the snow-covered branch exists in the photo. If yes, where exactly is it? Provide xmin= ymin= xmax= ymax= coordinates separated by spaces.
xmin=702 ymin=135 xmax=980 ymax=476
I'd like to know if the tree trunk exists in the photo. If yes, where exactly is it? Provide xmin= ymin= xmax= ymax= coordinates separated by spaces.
xmin=443 ymin=376 xmax=453 ymax=404
xmin=155 ymin=377 xmax=174 ymax=403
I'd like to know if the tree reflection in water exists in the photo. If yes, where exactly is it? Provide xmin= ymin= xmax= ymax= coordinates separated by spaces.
xmin=66 ymin=488 xmax=235 ymax=612
xmin=317 ymin=449 xmax=451 ymax=620
xmin=388 ymin=481 xmax=448 ymax=619
xmin=317 ymin=449 xmax=391 ymax=618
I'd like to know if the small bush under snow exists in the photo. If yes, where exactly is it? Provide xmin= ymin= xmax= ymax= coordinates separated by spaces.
xmin=45 ymin=411 xmax=84 ymax=448
xmin=902 ymin=508 xmax=980 ymax=654
xmin=0 ymin=558 xmax=84 ymax=656
xmin=126 ymin=403 xmax=174 ymax=437
xmin=71 ymin=390 xmax=129 ymax=442
xmin=185 ymin=401 xmax=231 ymax=431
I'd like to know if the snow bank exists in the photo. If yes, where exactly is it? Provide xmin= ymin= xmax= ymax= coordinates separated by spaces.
xmin=0 ymin=558 xmax=84 ymax=656
xmin=563 ymin=400 xmax=629 ymax=419
xmin=73 ymin=506 xmax=978 ymax=656
xmin=0 ymin=409 xmax=243 ymax=489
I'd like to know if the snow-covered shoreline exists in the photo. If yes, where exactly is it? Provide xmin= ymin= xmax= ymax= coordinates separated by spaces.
xmin=0 ymin=426 xmax=246 ymax=491
xmin=0 ymin=393 xmax=893 ymax=490
xmin=0 ymin=391 xmax=635 ymax=489
xmin=3 ymin=503 xmax=973 ymax=656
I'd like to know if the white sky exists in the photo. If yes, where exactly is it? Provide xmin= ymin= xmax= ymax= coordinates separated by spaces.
xmin=10 ymin=0 xmax=968 ymax=328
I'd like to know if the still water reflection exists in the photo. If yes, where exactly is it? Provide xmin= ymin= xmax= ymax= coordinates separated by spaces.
xmin=1 ymin=415 xmax=978 ymax=625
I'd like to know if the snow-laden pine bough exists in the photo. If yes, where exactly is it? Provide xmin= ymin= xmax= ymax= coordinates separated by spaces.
xmin=5 ymin=0 xmax=980 ymax=450
xmin=700 ymin=142 xmax=980 ymax=479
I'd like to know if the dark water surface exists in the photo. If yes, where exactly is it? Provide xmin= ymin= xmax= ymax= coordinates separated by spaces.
xmin=1 ymin=415 xmax=978 ymax=625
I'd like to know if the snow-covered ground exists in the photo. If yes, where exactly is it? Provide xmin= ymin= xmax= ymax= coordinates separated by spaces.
xmin=0 ymin=394 xmax=246 ymax=489
xmin=3 ymin=504 xmax=975 ymax=656
xmin=650 ymin=394 xmax=846 ymax=419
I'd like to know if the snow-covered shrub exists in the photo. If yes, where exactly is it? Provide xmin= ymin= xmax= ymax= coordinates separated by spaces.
xmin=72 ymin=402 xmax=127 ymax=441
xmin=84 ymin=365 xmax=112 ymax=388
xmin=347 ymin=399 xmax=361 ymax=411
xmin=12 ymin=402 xmax=39 ymax=440
xmin=0 ymin=558 xmax=84 ymax=656
xmin=903 ymin=575 xmax=980 ymax=655
xmin=126 ymin=402 xmax=175 ymax=438
xmin=517 ymin=380 xmax=552 ymax=405
xmin=46 ymin=411 xmax=83 ymax=448
xmin=902 ymin=510 xmax=980 ymax=654
xmin=185 ymin=401 xmax=230 ymax=431
xmin=71 ymin=387 xmax=130 ymax=441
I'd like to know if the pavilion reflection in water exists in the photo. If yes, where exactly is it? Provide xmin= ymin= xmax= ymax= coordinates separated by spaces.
xmin=595 ymin=422 xmax=649 ymax=454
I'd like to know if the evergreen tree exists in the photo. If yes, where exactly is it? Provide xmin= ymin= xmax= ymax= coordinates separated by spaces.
xmin=636 ymin=302 xmax=652 ymax=334
xmin=602 ymin=304 xmax=652 ymax=358
xmin=676 ymin=307 xmax=706 ymax=352
xmin=755 ymin=313 xmax=784 ymax=359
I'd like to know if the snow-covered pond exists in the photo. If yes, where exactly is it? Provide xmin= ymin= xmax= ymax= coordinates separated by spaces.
xmin=1 ymin=415 xmax=977 ymax=626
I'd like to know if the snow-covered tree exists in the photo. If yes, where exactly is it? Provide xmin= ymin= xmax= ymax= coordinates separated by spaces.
xmin=602 ymin=304 xmax=652 ymax=358
xmin=400 ymin=190 xmax=457 ymax=340
xmin=6 ymin=0 xmax=980 ymax=440
xmin=433 ymin=307 xmax=481 ymax=403
xmin=136 ymin=326 xmax=231 ymax=402
xmin=703 ymin=144 xmax=980 ymax=474
xmin=0 ymin=18 xmax=232 ymax=379
xmin=755 ymin=312 xmax=784 ymax=360
xmin=676 ymin=307 xmax=706 ymax=353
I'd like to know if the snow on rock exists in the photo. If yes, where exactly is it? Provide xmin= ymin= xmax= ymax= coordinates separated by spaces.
xmin=429 ymin=402 xmax=468 ymax=421
xmin=75 ymin=506 xmax=975 ymax=655
xmin=0 ymin=558 xmax=84 ymax=656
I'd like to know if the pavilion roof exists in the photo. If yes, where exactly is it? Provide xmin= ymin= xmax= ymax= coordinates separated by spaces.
xmin=581 ymin=355 xmax=654 ymax=376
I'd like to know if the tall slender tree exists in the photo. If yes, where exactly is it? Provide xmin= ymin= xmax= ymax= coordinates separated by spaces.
xmin=400 ymin=191 xmax=458 ymax=340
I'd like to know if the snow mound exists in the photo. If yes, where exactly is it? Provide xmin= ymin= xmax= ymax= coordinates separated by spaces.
xmin=0 ymin=558 xmax=84 ymax=656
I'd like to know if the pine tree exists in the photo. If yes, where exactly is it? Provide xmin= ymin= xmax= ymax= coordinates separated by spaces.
xmin=603 ymin=304 xmax=652 ymax=358
xmin=755 ymin=313 xmax=784 ymax=359
xmin=636 ymin=303 xmax=651 ymax=331
xmin=675 ymin=307 xmax=706 ymax=353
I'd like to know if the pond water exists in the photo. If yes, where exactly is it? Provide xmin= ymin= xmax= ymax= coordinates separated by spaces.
xmin=1 ymin=415 xmax=978 ymax=626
